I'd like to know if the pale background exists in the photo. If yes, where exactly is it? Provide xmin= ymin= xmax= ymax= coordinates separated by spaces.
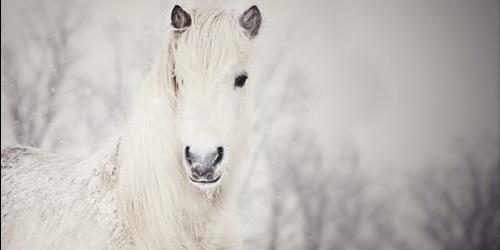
xmin=2 ymin=0 xmax=499 ymax=249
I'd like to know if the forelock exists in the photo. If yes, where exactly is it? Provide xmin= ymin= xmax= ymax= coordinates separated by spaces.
xmin=174 ymin=8 xmax=249 ymax=82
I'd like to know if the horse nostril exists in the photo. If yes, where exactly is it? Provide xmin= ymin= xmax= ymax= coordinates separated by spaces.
xmin=185 ymin=146 xmax=193 ymax=165
xmin=213 ymin=147 xmax=224 ymax=166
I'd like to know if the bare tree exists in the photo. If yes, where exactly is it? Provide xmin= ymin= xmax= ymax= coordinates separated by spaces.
xmin=104 ymin=23 xmax=127 ymax=116
xmin=266 ymin=162 xmax=288 ymax=250
xmin=413 ymin=141 xmax=500 ymax=250
xmin=265 ymin=125 xmax=409 ymax=250
xmin=285 ymin=131 xmax=328 ymax=250
xmin=1 ymin=0 xmax=85 ymax=148
xmin=76 ymin=23 xmax=129 ymax=142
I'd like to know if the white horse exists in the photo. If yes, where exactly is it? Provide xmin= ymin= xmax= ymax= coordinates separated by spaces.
xmin=1 ymin=5 xmax=262 ymax=249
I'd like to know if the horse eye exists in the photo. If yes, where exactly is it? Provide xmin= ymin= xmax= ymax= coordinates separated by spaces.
xmin=234 ymin=74 xmax=248 ymax=88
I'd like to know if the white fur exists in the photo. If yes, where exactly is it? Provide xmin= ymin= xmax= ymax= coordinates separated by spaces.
xmin=1 ymin=7 xmax=256 ymax=250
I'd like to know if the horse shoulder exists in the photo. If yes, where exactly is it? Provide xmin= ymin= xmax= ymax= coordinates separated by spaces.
xmin=1 ymin=145 xmax=124 ymax=249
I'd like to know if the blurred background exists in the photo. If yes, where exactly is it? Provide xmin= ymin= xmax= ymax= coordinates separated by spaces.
xmin=1 ymin=0 xmax=499 ymax=249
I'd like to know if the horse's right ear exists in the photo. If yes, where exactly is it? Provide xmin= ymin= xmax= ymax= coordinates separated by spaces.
xmin=171 ymin=5 xmax=192 ymax=30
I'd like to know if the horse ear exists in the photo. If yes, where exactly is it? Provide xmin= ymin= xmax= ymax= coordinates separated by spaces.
xmin=239 ymin=5 xmax=261 ymax=38
xmin=171 ymin=5 xmax=192 ymax=30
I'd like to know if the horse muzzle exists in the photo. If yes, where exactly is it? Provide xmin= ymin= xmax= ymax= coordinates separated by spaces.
xmin=184 ymin=146 xmax=224 ymax=186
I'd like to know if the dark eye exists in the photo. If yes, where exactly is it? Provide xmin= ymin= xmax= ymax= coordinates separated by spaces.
xmin=234 ymin=74 xmax=248 ymax=88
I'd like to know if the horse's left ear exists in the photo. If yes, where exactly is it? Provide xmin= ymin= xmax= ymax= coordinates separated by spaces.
xmin=171 ymin=5 xmax=192 ymax=30
xmin=239 ymin=5 xmax=261 ymax=38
